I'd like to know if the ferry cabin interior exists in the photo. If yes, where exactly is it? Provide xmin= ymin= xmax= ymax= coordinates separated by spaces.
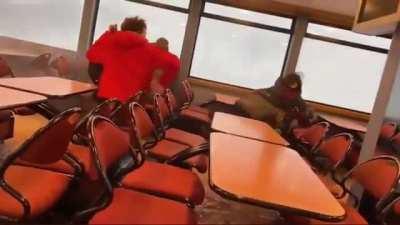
xmin=1 ymin=0 xmax=400 ymax=224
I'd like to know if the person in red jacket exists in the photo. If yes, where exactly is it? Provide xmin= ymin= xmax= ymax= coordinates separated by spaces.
xmin=149 ymin=38 xmax=180 ymax=93
xmin=87 ymin=17 xmax=169 ymax=102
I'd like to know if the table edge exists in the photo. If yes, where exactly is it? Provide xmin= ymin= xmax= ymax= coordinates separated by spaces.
xmin=208 ymin=176 xmax=345 ymax=222
xmin=0 ymin=98 xmax=46 ymax=110
xmin=0 ymin=83 xmax=97 ymax=98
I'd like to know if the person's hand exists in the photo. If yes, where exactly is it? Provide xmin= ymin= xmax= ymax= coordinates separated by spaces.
xmin=109 ymin=24 xmax=118 ymax=32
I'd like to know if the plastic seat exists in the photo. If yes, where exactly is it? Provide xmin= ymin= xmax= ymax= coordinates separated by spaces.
xmin=30 ymin=53 xmax=51 ymax=68
xmin=180 ymin=80 xmax=211 ymax=123
xmin=149 ymin=139 xmax=208 ymax=173
xmin=0 ymin=110 xmax=14 ymax=142
xmin=0 ymin=57 xmax=15 ymax=78
xmin=72 ymin=116 xmax=196 ymax=224
xmin=14 ymin=108 xmax=83 ymax=176
xmin=0 ymin=165 xmax=71 ymax=219
xmin=157 ymin=92 xmax=208 ymax=148
xmin=285 ymin=156 xmax=400 ymax=225
xmin=130 ymin=102 xmax=208 ymax=172
xmin=50 ymin=55 xmax=70 ymax=77
xmin=292 ymin=122 xmax=330 ymax=153
xmin=165 ymin=128 xmax=207 ymax=147
xmin=380 ymin=122 xmax=397 ymax=144
xmin=120 ymin=161 xmax=205 ymax=205
xmin=82 ymin=116 xmax=205 ymax=206
xmin=311 ymin=133 xmax=353 ymax=172
xmin=72 ymin=99 xmax=122 ymax=145
xmin=0 ymin=108 xmax=81 ymax=222
xmin=89 ymin=188 xmax=196 ymax=224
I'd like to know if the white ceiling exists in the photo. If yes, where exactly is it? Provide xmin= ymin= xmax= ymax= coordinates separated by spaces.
xmin=272 ymin=0 xmax=360 ymax=16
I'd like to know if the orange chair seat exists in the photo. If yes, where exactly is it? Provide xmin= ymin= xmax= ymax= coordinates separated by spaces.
xmin=120 ymin=161 xmax=204 ymax=205
xmin=150 ymin=140 xmax=208 ymax=173
xmin=13 ymin=158 xmax=75 ymax=175
xmin=89 ymin=188 xmax=196 ymax=224
xmin=14 ymin=143 xmax=91 ymax=176
xmin=187 ymin=105 xmax=210 ymax=115
xmin=285 ymin=203 xmax=368 ymax=225
xmin=180 ymin=109 xmax=211 ymax=124
xmin=165 ymin=128 xmax=207 ymax=147
xmin=0 ymin=165 xmax=71 ymax=219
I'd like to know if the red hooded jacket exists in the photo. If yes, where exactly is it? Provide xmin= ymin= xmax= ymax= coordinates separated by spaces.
xmin=87 ymin=31 xmax=161 ymax=102
xmin=148 ymin=44 xmax=180 ymax=88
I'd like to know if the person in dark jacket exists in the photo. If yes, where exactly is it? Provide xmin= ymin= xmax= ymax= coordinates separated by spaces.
xmin=256 ymin=72 xmax=315 ymax=133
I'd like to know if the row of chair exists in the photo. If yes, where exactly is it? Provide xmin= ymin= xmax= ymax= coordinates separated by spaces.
xmin=0 ymin=87 xmax=213 ymax=223
xmin=291 ymin=121 xmax=353 ymax=173
xmin=288 ymin=121 xmax=400 ymax=224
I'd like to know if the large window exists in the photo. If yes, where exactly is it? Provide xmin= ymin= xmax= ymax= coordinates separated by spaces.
xmin=297 ymin=23 xmax=390 ymax=113
xmin=0 ymin=0 xmax=84 ymax=50
xmin=191 ymin=3 xmax=292 ymax=89
xmin=94 ymin=0 xmax=188 ymax=56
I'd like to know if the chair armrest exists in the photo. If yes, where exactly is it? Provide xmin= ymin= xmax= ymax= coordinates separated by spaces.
xmin=0 ymin=179 xmax=30 ymax=221
xmin=165 ymin=146 xmax=209 ymax=165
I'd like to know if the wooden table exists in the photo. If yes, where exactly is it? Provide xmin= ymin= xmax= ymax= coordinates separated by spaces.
xmin=319 ymin=113 xmax=368 ymax=133
xmin=209 ymin=132 xmax=345 ymax=221
xmin=0 ymin=76 xmax=97 ymax=98
xmin=0 ymin=87 xmax=46 ymax=110
xmin=212 ymin=112 xmax=289 ymax=146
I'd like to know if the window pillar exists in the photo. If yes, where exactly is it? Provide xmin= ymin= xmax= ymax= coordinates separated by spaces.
xmin=175 ymin=0 xmax=204 ymax=85
xmin=359 ymin=24 xmax=400 ymax=162
xmin=282 ymin=16 xmax=308 ymax=76
xmin=77 ymin=0 xmax=99 ymax=55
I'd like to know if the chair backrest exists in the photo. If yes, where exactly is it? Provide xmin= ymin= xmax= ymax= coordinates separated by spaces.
xmin=114 ymin=91 xmax=144 ymax=127
xmin=344 ymin=156 xmax=400 ymax=205
xmin=0 ymin=57 xmax=14 ymax=78
xmin=380 ymin=121 xmax=397 ymax=142
xmin=298 ymin=122 xmax=330 ymax=149
xmin=129 ymin=102 xmax=158 ymax=144
xmin=2 ymin=108 xmax=81 ymax=172
xmin=87 ymin=115 xmax=140 ymax=180
xmin=165 ymin=89 xmax=179 ymax=113
xmin=154 ymin=93 xmax=172 ymax=127
xmin=314 ymin=133 xmax=353 ymax=169
xmin=50 ymin=55 xmax=70 ymax=77
xmin=31 ymin=53 xmax=51 ymax=68
xmin=73 ymin=99 xmax=121 ymax=145
xmin=77 ymin=115 xmax=143 ymax=220
xmin=182 ymin=80 xmax=194 ymax=104
xmin=127 ymin=91 xmax=144 ymax=105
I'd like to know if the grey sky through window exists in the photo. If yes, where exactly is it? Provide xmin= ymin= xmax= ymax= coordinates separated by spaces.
xmin=0 ymin=0 xmax=84 ymax=50
xmin=0 ymin=0 xmax=389 ymax=112
xmin=95 ymin=0 xmax=187 ymax=56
